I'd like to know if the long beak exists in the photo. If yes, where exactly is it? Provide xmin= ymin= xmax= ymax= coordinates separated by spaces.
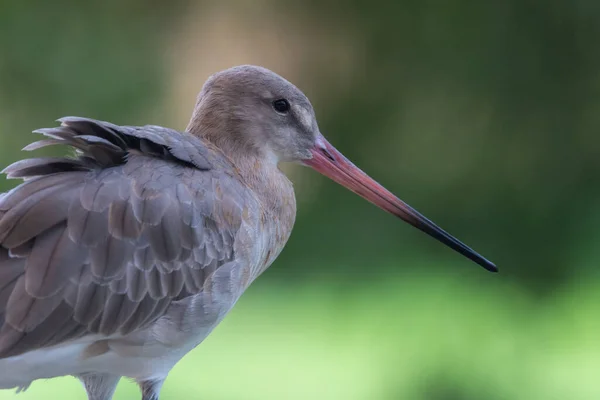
xmin=302 ymin=134 xmax=497 ymax=272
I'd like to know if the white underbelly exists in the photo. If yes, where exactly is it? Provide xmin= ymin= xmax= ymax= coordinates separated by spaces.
xmin=0 ymin=320 xmax=222 ymax=391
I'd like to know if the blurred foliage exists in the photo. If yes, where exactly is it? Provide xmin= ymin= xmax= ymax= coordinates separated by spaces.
xmin=0 ymin=0 xmax=599 ymax=398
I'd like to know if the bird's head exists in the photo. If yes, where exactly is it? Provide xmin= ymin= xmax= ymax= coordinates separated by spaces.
xmin=189 ymin=65 xmax=318 ymax=163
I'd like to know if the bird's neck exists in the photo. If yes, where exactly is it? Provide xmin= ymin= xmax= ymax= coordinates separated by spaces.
xmin=224 ymin=151 xmax=298 ymax=276
xmin=187 ymin=118 xmax=295 ymax=216
xmin=187 ymin=112 xmax=296 ymax=277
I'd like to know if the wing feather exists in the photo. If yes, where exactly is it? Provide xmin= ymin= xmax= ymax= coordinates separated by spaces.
xmin=0 ymin=118 xmax=251 ymax=358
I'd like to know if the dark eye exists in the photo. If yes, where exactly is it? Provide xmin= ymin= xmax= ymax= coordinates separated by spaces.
xmin=272 ymin=99 xmax=290 ymax=113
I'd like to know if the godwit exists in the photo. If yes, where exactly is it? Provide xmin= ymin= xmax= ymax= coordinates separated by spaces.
xmin=0 ymin=65 xmax=496 ymax=399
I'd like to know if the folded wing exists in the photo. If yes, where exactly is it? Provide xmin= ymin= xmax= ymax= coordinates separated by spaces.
xmin=0 ymin=118 xmax=252 ymax=357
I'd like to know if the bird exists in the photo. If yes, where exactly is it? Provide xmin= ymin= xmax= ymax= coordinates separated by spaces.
xmin=0 ymin=65 xmax=496 ymax=400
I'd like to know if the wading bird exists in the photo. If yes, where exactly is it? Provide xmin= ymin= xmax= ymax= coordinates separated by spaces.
xmin=0 ymin=65 xmax=496 ymax=399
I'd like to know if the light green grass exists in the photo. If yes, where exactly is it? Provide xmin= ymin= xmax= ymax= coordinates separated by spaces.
xmin=1 ymin=266 xmax=599 ymax=399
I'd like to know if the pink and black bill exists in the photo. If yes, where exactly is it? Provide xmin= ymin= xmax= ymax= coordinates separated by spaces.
xmin=303 ymin=134 xmax=497 ymax=273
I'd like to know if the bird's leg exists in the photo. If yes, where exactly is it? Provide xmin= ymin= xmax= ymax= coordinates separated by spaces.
xmin=138 ymin=379 xmax=164 ymax=400
xmin=77 ymin=373 xmax=121 ymax=400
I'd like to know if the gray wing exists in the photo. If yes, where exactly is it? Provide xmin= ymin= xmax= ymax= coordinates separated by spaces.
xmin=0 ymin=117 xmax=254 ymax=357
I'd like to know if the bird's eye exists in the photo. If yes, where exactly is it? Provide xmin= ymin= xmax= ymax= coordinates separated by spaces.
xmin=272 ymin=99 xmax=290 ymax=113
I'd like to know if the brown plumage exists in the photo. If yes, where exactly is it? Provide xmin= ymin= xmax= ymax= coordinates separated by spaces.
xmin=0 ymin=65 xmax=495 ymax=399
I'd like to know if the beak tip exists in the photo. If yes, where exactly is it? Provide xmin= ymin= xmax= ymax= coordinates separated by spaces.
xmin=482 ymin=260 xmax=498 ymax=273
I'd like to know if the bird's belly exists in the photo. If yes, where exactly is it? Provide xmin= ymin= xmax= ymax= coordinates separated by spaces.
xmin=0 ymin=339 xmax=93 ymax=390
xmin=0 ymin=320 xmax=222 ymax=390
xmin=0 ymin=344 xmax=186 ymax=391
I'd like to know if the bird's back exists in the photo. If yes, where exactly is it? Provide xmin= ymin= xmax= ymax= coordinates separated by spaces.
xmin=0 ymin=117 xmax=283 ymax=389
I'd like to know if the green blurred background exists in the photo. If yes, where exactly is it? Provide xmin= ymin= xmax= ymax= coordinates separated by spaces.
xmin=1 ymin=0 xmax=599 ymax=399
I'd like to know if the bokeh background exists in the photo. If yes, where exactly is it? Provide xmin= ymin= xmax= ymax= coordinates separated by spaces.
xmin=1 ymin=0 xmax=599 ymax=399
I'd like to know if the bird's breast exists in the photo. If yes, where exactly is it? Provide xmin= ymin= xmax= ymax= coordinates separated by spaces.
xmin=243 ymin=174 xmax=297 ymax=283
